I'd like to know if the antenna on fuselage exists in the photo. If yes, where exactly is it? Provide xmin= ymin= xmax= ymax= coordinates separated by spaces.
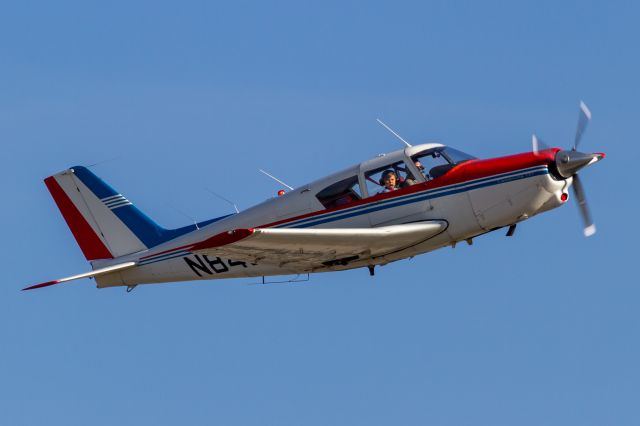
xmin=86 ymin=156 xmax=123 ymax=168
xmin=376 ymin=118 xmax=412 ymax=147
xmin=258 ymin=169 xmax=294 ymax=191
xmin=165 ymin=204 xmax=200 ymax=230
xmin=205 ymin=188 xmax=240 ymax=213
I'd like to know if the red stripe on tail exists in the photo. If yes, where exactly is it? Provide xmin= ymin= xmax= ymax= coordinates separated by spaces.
xmin=44 ymin=176 xmax=113 ymax=260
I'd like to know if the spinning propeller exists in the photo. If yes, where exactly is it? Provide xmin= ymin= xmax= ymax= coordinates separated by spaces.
xmin=532 ymin=101 xmax=605 ymax=237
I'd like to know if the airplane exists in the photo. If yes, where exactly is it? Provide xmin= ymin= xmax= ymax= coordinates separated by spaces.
xmin=23 ymin=102 xmax=604 ymax=292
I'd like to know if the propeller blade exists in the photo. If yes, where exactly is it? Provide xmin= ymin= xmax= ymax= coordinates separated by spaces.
xmin=573 ymin=101 xmax=592 ymax=151
xmin=532 ymin=134 xmax=540 ymax=155
xmin=571 ymin=174 xmax=596 ymax=237
xmin=532 ymin=134 xmax=550 ymax=155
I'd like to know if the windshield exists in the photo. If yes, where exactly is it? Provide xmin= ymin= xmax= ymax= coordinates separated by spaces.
xmin=440 ymin=147 xmax=476 ymax=164
xmin=411 ymin=147 xmax=476 ymax=180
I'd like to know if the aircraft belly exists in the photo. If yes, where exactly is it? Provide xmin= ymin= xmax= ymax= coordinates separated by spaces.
xmin=97 ymin=255 xmax=303 ymax=287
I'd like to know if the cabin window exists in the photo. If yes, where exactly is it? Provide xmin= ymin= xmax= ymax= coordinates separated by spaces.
xmin=364 ymin=161 xmax=415 ymax=196
xmin=316 ymin=176 xmax=362 ymax=209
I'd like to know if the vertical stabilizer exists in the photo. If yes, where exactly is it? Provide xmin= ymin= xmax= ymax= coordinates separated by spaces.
xmin=45 ymin=166 xmax=234 ymax=261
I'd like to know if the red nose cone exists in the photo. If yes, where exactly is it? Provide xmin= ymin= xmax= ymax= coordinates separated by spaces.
xmin=277 ymin=190 xmax=285 ymax=197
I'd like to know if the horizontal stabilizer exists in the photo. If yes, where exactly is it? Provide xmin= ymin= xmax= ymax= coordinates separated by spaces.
xmin=22 ymin=261 xmax=136 ymax=291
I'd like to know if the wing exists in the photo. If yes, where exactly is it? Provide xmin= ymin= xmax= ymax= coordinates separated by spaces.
xmin=189 ymin=221 xmax=447 ymax=269
xmin=23 ymin=261 xmax=136 ymax=291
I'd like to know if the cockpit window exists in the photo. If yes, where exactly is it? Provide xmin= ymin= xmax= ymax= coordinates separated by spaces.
xmin=316 ymin=176 xmax=362 ymax=209
xmin=411 ymin=147 xmax=475 ymax=180
xmin=364 ymin=161 xmax=415 ymax=196
xmin=440 ymin=147 xmax=476 ymax=164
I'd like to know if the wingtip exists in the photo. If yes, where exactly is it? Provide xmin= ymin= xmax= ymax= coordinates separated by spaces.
xmin=22 ymin=280 xmax=60 ymax=291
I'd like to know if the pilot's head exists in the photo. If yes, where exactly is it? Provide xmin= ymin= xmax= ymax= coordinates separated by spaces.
xmin=380 ymin=170 xmax=397 ymax=189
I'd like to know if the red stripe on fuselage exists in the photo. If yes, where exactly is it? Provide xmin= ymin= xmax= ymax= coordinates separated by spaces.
xmin=189 ymin=228 xmax=255 ymax=251
xmin=141 ymin=228 xmax=256 ymax=260
xmin=45 ymin=176 xmax=113 ymax=260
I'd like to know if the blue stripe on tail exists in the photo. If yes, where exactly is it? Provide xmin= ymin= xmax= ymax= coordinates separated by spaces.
xmin=72 ymin=166 xmax=231 ymax=248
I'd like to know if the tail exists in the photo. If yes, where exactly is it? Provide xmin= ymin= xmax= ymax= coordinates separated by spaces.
xmin=44 ymin=166 xmax=227 ymax=260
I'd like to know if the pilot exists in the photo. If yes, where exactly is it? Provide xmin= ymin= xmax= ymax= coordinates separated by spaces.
xmin=379 ymin=170 xmax=398 ymax=193
xmin=402 ymin=159 xmax=426 ymax=186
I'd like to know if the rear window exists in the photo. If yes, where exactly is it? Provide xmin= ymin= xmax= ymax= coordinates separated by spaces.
xmin=316 ymin=176 xmax=362 ymax=209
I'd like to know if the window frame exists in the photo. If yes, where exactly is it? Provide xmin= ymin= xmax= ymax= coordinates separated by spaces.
xmin=360 ymin=158 xmax=425 ymax=197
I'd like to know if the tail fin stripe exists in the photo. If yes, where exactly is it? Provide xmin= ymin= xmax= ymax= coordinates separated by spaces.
xmin=101 ymin=194 xmax=122 ymax=199
xmin=104 ymin=198 xmax=131 ymax=208
xmin=44 ymin=176 xmax=114 ymax=260
xmin=101 ymin=194 xmax=125 ymax=203
xmin=104 ymin=199 xmax=128 ymax=206
xmin=108 ymin=202 xmax=133 ymax=209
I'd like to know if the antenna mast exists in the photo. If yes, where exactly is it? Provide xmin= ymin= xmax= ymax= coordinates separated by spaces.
xmin=205 ymin=188 xmax=240 ymax=213
xmin=376 ymin=118 xmax=412 ymax=147
xmin=259 ymin=169 xmax=294 ymax=190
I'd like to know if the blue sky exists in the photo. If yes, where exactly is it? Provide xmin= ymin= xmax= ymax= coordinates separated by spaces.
xmin=1 ymin=1 xmax=639 ymax=425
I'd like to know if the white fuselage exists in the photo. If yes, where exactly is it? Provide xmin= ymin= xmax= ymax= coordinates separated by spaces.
xmin=95 ymin=154 xmax=570 ymax=288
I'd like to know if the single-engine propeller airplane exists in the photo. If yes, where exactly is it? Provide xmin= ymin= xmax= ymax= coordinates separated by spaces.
xmin=24 ymin=102 xmax=604 ymax=291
